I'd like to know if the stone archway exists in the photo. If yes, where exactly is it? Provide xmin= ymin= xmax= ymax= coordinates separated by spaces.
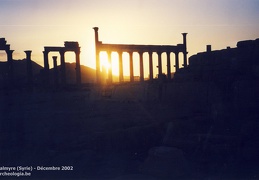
xmin=43 ymin=41 xmax=81 ymax=86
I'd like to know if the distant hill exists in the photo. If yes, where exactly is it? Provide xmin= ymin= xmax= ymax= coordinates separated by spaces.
xmin=0 ymin=59 xmax=43 ymax=85
xmin=48 ymin=62 xmax=96 ymax=84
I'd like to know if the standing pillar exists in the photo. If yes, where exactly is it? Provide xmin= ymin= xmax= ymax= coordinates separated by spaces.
xmin=139 ymin=52 xmax=144 ymax=82
xmin=175 ymin=52 xmax=179 ymax=72
xmin=24 ymin=50 xmax=33 ymax=90
xmin=148 ymin=52 xmax=153 ymax=80
xmin=129 ymin=52 xmax=134 ymax=82
xmin=60 ymin=49 xmax=66 ymax=86
xmin=182 ymin=33 xmax=188 ymax=68
xmin=118 ymin=51 xmax=124 ymax=82
xmin=93 ymin=27 xmax=100 ymax=84
xmin=7 ymin=50 xmax=14 ymax=85
xmin=157 ymin=52 xmax=162 ymax=76
xmin=75 ymin=49 xmax=81 ymax=85
xmin=107 ymin=51 xmax=112 ymax=84
xmin=43 ymin=50 xmax=49 ymax=84
xmin=52 ymin=56 xmax=59 ymax=87
xmin=166 ymin=51 xmax=171 ymax=80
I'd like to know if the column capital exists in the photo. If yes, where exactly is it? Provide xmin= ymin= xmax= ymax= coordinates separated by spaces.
xmin=93 ymin=27 xmax=99 ymax=32
xmin=156 ymin=51 xmax=162 ymax=55
xmin=25 ymin=50 xmax=32 ymax=60
xmin=59 ymin=49 xmax=65 ymax=55
xmin=24 ymin=50 xmax=32 ymax=56
xmin=7 ymin=49 xmax=14 ymax=54
xmin=138 ymin=51 xmax=144 ymax=55
xmin=43 ymin=50 xmax=49 ymax=55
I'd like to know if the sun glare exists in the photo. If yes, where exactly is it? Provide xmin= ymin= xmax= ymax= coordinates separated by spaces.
xmin=99 ymin=52 xmax=119 ymax=76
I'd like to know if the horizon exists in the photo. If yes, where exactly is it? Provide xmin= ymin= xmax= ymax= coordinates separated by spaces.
xmin=1 ymin=0 xmax=259 ymax=77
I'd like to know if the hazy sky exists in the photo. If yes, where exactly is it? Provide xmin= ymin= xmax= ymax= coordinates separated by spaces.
xmin=1 ymin=0 xmax=259 ymax=76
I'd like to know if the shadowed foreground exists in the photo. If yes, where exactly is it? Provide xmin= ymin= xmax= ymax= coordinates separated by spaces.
xmin=1 ymin=80 xmax=259 ymax=179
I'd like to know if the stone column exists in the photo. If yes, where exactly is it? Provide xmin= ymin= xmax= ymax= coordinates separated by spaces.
xmin=139 ymin=52 xmax=144 ymax=82
xmin=182 ymin=33 xmax=188 ymax=68
xmin=166 ymin=51 xmax=171 ymax=80
xmin=7 ymin=50 xmax=14 ymax=84
xmin=206 ymin=45 xmax=212 ymax=52
xmin=60 ymin=49 xmax=66 ymax=86
xmin=129 ymin=52 xmax=134 ymax=82
xmin=24 ymin=50 xmax=33 ymax=89
xmin=148 ymin=52 xmax=153 ymax=81
xmin=157 ymin=52 xmax=162 ymax=76
xmin=175 ymin=52 xmax=179 ymax=72
xmin=107 ymin=51 xmax=112 ymax=84
xmin=118 ymin=51 xmax=124 ymax=82
xmin=75 ymin=49 xmax=81 ymax=85
xmin=43 ymin=51 xmax=49 ymax=70
xmin=52 ymin=56 xmax=59 ymax=87
xmin=43 ymin=50 xmax=49 ymax=85
xmin=93 ymin=27 xmax=100 ymax=84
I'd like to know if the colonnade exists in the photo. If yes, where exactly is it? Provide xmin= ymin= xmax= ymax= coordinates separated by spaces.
xmin=93 ymin=27 xmax=188 ymax=84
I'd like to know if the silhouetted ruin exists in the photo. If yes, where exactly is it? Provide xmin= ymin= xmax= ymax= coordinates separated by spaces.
xmin=94 ymin=27 xmax=188 ymax=84
xmin=0 ymin=38 xmax=14 ymax=86
xmin=174 ymin=38 xmax=259 ymax=83
xmin=1 ymin=28 xmax=259 ymax=179
xmin=0 ymin=38 xmax=38 ymax=91
xmin=43 ymin=41 xmax=81 ymax=86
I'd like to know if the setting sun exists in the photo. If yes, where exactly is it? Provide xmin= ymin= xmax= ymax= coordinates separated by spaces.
xmin=99 ymin=51 xmax=119 ymax=76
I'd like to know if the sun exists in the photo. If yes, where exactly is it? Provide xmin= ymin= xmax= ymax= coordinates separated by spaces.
xmin=99 ymin=52 xmax=119 ymax=76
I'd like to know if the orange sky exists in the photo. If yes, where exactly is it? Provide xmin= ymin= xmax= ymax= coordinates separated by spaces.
xmin=1 ymin=0 xmax=259 ymax=77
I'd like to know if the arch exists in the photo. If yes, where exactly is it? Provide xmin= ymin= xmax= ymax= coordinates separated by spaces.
xmin=152 ymin=53 xmax=158 ymax=79
xmin=133 ymin=52 xmax=140 ymax=81
xmin=48 ymin=52 xmax=60 ymax=68
xmin=0 ymin=51 xmax=7 ymax=62
xmin=161 ymin=52 xmax=167 ymax=75
xmin=43 ymin=41 xmax=81 ymax=86
xmin=111 ymin=51 xmax=119 ymax=83
xmin=170 ymin=52 xmax=175 ymax=78
xmin=179 ymin=52 xmax=184 ymax=69
xmin=122 ymin=52 xmax=130 ymax=82
xmin=143 ymin=52 xmax=149 ymax=80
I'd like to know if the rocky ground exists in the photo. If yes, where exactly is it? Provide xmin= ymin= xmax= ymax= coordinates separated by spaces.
xmin=1 ymin=81 xmax=259 ymax=179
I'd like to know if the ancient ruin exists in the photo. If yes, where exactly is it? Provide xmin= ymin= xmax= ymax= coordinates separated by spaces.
xmin=0 ymin=38 xmax=14 ymax=84
xmin=24 ymin=50 xmax=33 ymax=91
xmin=43 ymin=41 xmax=81 ymax=86
xmin=1 ymin=28 xmax=259 ymax=179
xmin=93 ymin=27 xmax=188 ymax=84
xmin=175 ymin=38 xmax=259 ymax=82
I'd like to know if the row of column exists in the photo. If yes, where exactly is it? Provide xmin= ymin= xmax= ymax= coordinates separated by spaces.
xmin=103 ymin=51 xmax=183 ymax=83
xmin=43 ymin=50 xmax=81 ymax=86
xmin=93 ymin=27 xmax=188 ymax=84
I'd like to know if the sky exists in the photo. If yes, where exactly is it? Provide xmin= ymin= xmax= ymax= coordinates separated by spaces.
xmin=1 ymin=0 xmax=259 ymax=77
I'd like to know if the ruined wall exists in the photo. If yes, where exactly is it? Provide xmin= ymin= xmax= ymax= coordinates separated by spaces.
xmin=187 ymin=38 xmax=259 ymax=82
